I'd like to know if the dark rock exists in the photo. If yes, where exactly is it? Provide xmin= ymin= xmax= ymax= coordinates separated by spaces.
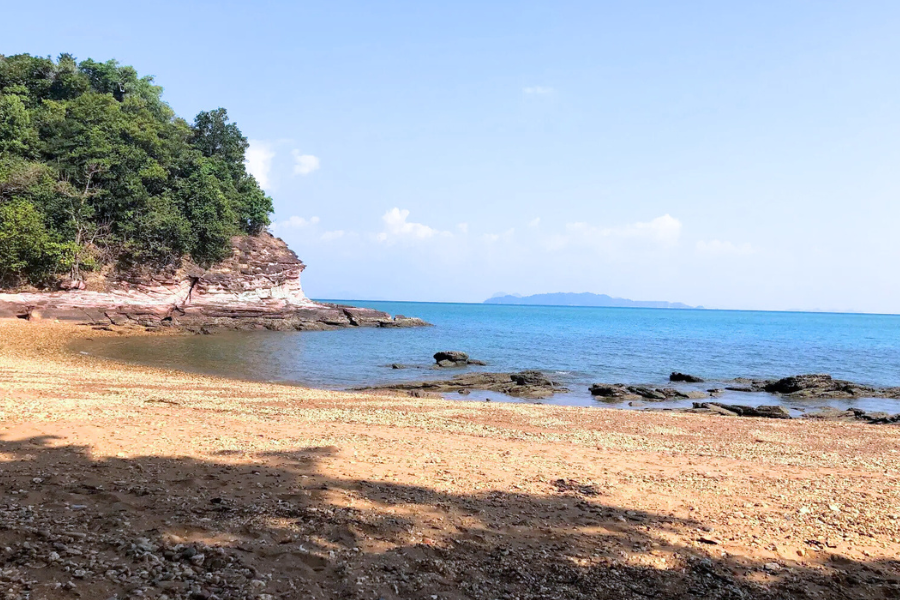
xmin=803 ymin=407 xmax=900 ymax=424
xmin=693 ymin=402 xmax=791 ymax=419
xmin=434 ymin=351 xmax=469 ymax=364
xmin=589 ymin=384 xmax=631 ymax=398
xmin=510 ymin=370 xmax=554 ymax=387
xmin=627 ymin=386 xmax=668 ymax=401
xmin=467 ymin=359 xmax=488 ymax=366
xmin=761 ymin=373 xmax=883 ymax=399
xmin=765 ymin=374 xmax=837 ymax=394
xmin=670 ymin=372 xmax=704 ymax=383
xmin=356 ymin=370 xmax=568 ymax=400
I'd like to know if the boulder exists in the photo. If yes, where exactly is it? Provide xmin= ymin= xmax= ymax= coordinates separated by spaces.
xmin=670 ymin=372 xmax=704 ymax=383
xmin=434 ymin=351 xmax=469 ymax=363
xmin=589 ymin=384 xmax=631 ymax=398
xmin=433 ymin=351 xmax=486 ymax=367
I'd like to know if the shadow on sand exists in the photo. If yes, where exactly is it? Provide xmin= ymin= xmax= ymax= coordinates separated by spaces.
xmin=0 ymin=435 xmax=897 ymax=599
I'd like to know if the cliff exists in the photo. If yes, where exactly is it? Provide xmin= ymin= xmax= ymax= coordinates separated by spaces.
xmin=0 ymin=233 xmax=427 ymax=331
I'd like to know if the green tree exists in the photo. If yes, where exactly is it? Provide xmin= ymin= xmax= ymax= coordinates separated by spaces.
xmin=0 ymin=53 xmax=274 ymax=286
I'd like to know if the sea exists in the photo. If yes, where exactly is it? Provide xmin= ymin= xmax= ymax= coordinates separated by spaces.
xmin=77 ymin=301 xmax=900 ymax=414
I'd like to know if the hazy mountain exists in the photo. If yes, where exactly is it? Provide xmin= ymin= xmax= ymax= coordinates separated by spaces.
xmin=484 ymin=292 xmax=698 ymax=309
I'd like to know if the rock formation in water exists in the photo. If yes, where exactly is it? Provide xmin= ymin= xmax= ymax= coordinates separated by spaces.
xmin=356 ymin=370 xmax=568 ymax=399
xmin=0 ymin=233 xmax=428 ymax=332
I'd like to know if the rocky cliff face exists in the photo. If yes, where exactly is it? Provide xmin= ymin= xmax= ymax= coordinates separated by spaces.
xmin=0 ymin=233 xmax=427 ymax=331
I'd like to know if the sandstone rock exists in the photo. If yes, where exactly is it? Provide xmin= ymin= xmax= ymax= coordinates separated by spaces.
xmin=0 ymin=233 xmax=430 ymax=331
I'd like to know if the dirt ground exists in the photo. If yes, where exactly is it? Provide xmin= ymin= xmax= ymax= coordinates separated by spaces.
xmin=0 ymin=319 xmax=898 ymax=599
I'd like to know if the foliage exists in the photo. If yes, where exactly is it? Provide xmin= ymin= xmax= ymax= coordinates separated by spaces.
xmin=0 ymin=53 xmax=272 ymax=287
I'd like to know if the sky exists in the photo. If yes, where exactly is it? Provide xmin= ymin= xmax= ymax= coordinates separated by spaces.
xmin=4 ymin=1 xmax=900 ymax=312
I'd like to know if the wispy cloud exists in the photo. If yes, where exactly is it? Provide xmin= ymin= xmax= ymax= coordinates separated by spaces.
xmin=695 ymin=239 xmax=754 ymax=256
xmin=375 ymin=208 xmax=451 ymax=244
xmin=528 ymin=217 xmax=541 ymax=228
xmin=245 ymin=140 xmax=276 ymax=189
xmin=292 ymin=150 xmax=321 ymax=176
xmin=320 ymin=230 xmax=346 ymax=241
xmin=523 ymin=86 xmax=554 ymax=95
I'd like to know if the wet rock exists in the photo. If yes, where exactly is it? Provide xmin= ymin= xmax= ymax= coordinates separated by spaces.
xmin=693 ymin=402 xmax=791 ymax=419
xmin=434 ymin=351 xmax=469 ymax=364
xmin=670 ymin=372 xmax=704 ymax=383
xmin=433 ymin=351 xmax=486 ymax=368
xmin=803 ymin=407 xmax=900 ymax=424
xmin=357 ymin=371 xmax=567 ymax=399
xmin=589 ymin=384 xmax=632 ymax=398
xmin=627 ymin=386 xmax=668 ymax=400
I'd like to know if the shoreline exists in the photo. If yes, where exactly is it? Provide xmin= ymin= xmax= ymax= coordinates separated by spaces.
xmin=74 ymin=329 xmax=900 ymax=425
xmin=1 ymin=319 xmax=899 ymax=598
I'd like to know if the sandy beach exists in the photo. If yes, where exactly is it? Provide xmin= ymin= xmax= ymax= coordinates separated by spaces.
xmin=0 ymin=319 xmax=898 ymax=599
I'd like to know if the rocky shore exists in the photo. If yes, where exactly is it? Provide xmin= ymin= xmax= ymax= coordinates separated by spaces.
xmin=0 ymin=233 xmax=428 ymax=332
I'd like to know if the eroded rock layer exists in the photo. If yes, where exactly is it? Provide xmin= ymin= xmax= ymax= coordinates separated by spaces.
xmin=0 ymin=233 xmax=428 ymax=331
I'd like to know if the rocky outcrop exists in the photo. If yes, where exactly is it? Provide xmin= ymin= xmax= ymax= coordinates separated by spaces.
xmin=0 ymin=233 xmax=429 ymax=332
xmin=356 ymin=370 xmax=568 ymax=399
xmin=433 ymin=351 xmax=487 ymax=368
xmin=690 ymin=402 xmax=791 ymax=419
xmin=589 ymin=383 xmax=705 ymax=401
xmin=670 ymin=372 xmax=704 ymax=383
xmin=802 ymin=407 xmax=900 ymax=424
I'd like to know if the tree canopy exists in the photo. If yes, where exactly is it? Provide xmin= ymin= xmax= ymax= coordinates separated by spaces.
xmin=0 ymin=53 xmax=272 ymax=287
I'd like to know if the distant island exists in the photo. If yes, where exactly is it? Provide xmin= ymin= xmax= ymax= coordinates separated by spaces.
xmin=484 ymin=292 xmax=700 ymax=309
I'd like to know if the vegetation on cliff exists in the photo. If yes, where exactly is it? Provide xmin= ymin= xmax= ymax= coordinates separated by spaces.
xmin=0 ymin=53 xmax=272 ymax=287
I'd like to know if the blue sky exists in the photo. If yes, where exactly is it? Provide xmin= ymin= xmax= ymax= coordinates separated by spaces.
xmin=4 ymin=1 xmax=900 ymax=312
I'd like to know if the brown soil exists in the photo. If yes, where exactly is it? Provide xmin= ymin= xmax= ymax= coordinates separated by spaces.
xmin=0 ymin=319 xmax=898 ymax=599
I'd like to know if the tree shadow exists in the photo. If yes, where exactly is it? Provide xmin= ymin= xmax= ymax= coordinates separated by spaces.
xmin=0 ymin=435 xmax=897 ymax=599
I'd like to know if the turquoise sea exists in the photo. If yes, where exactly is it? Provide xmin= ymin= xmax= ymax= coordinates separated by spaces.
xmin=80 ymin=301 xmax=900 ymax=413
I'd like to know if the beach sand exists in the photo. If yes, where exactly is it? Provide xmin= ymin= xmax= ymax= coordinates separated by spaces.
xmin=0 ymin=319 xmax=898 ymax=599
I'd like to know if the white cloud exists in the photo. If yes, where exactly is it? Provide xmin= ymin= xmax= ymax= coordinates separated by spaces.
xmin=292 ymin=150 xmax=321 ymax=176
xmin=457 ymin=223 xmax=469 ymax=234
xmin=528 ymin=218 xmax=541 ymax=228
xmin=320 ymin=230 xmax=346 ymax=241
xmin=696 ymin=239 xmax=754 ymax=256
xmin=245 ymin=140 xmax=276 ymax=189
xmin=376 ymin=208 xmax=450 ymax=244
xmin=270 ymin=215 xmax=320 ymax=231
xmin=524 ymin=86 xmax=554 ymax=95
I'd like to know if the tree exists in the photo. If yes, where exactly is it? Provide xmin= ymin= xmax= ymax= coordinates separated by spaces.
xmin=0 ymin=53 xmax=274 ymax=286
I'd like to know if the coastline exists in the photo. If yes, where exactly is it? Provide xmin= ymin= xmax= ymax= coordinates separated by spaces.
xmin=1 ymin=319 xmax=899 ymax=598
